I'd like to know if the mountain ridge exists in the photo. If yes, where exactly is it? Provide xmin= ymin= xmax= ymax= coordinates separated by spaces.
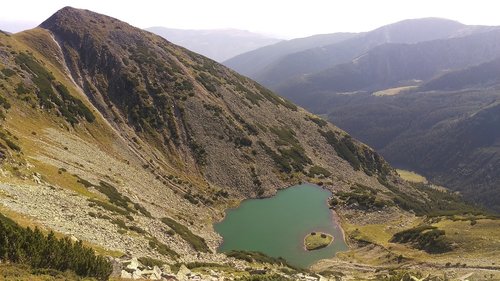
xmin=227 ymin=17 xmax=496 ymax=89
xmin=276 ymin=28 xmax=500 ymax=103
xmin=147 ymin=26 xmax=281 ymax=62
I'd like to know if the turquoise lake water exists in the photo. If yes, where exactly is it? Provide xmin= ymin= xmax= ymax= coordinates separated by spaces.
xmin=214 ymin=184 xmax=348 ymax=268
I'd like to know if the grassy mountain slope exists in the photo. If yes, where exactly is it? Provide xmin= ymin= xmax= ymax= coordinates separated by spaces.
xmin=146 ymin=27 xmax=281 ymax=62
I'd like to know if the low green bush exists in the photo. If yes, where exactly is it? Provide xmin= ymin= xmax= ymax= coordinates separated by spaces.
xmin=308 ymin=166 xmax=331 ymax=178
xmin=0 ymin=213 xmax=112 ymax=280
xmin=161 ymin=217 xmax=211 ymax=253
xmin=390 ymin=225 xmax=452 ymax=253
xmin=138 ymin=257 xmax=165 ymax=268
xmin=147 ymin=237 xmax=179 ymax=259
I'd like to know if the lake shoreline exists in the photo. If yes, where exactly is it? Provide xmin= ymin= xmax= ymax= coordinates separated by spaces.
xmin=331 ymin=210 xmax=348 ymax=247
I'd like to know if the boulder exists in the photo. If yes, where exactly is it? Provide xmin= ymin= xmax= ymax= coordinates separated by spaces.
xmin=132 ymin=269 xmax=143 ymax=279
xmin=121 ymin=270 xmax=132 ymax=279
xmin=161 ymin=264 xmax=172 ymax=273
xmin=176 ymin=264 xmax=191 ymax=281
xmin=127 ymin=257 xmax=142 ymax=270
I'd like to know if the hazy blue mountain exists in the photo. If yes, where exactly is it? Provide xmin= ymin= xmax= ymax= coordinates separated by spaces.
xmin=146 ymin=27 xmax=281 ymax=62
xmin=229 ymin=18 xmax=496 ymax=89
xmin=223 ymin=32 xmax=357 ymax=77
xmin=421 ymin=57 xmax=500 ymax=91
xmin=276 ymin=29 xmax=500 ymax=106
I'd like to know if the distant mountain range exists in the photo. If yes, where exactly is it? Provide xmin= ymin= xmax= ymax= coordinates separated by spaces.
xmin=146 ymin=27 xmax=281 ymax=62
xmin=225 ymin=18 xmax=496 ymax=88
xmin=223 ymin=32 xmax=357 ymax=77
xmin=226 ymin=17 xmax=500 ymax=212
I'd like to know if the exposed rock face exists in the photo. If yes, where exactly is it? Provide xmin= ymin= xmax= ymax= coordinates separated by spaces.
xmin=37 ymin=6 xmax=392 ymax=197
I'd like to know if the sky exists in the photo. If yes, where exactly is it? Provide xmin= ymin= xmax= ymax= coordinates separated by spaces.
xmin=2 ymin=0 xmax=500 ymax=39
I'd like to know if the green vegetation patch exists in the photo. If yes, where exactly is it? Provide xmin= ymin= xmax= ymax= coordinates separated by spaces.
xmin=234 ymin=136 xmax=253 ymax=148
xmin=161 ymin=217 xmax=211 ymax=253
xmin=330 ymin=183 xmax=388 ymax=210
xmin=138 ymin=256 xmax=165 ymax=268
xmin=320 ymin=130 xmax=390 ymax=177
xmin=270 ymin=127 xmax=299 ymax=147
xmin=0 ymin=131 xmax=21 ymax=152
xmin=278 ymin=146 xmax=312 ymax=172
xmin=304 ymin=232 xmax=333 ymax=250
xmin=188 ymin=137 xmax=207 ymax=166
xmin=203 ymin=103 xmax=223 ymax=116
xmin=236 ymin=274 xmax=293 ymax=281
xmin=1 ymin=68 xmax=16 ymax=77
xmin=184 ymin=262 xmax=223 ymax=269
xmin=87 ymin=198 xmax=129 ymax=216
xmin=147 ymin=236 xmax=179 ymax=259
xmin=379 ymin=179 xmax=485 ymax=217
xmin=0 ymin=95 xmax=11 ymax=110
xmin=390 ymin=225 xmax=452 ymax=254
xmin=259 ymin=128 xmax=312 ymax=173
xmin=307 ymin=116 xmax=327 ymax=127
xmin=95 ymin=181 xmax=135 ymax=214
xmin=14 ymin=52 xmax=95 ymax=125
xmin=196 ymin=72 xmax=217 ymax=93
xmin=258 ymin=141 xmax=311 ymax=173
xmin=235 ymin=82 xmax=262 ymax=105
xmin=0 ymin=213 xmax=112 ymax=280
xmin=226 ymin=250 xmax=289 ymax=266
xmin=308 ymin=166 xmax=331 ymax=178
xmin=83 ymin=180 xmax=152 ymax=217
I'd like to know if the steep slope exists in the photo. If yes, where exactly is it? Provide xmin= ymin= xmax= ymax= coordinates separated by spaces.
xmin=277 ymin=29 xmax=500 ymax=108
xmin=38 ymin=6 xmax=395 ymax=198
xmin=238 ymin=18 xmax=486 ymax=88
xmin=223 ymin=32 xmax=356 ymax=77
xmin=147 ymin=27 xmax=281 ymax=62
xmin=383 ymin=101 xmax=500 ymax=211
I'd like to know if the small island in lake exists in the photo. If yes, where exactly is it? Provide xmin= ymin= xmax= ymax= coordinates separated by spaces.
xmin=304 ymin=232 xmax=333 ymax=251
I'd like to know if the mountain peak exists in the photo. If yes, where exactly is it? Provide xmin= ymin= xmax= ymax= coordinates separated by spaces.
xmin=40 ymin=6 xmax=127 ymax=34
xmin=40 ymin=6 xmax=87 ymax=27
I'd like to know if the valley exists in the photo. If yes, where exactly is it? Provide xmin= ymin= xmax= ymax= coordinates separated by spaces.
xmin=0 ymin=6 xmax=498 ymax=281
xmin=231 ymin=16 xmax=500 ymax=215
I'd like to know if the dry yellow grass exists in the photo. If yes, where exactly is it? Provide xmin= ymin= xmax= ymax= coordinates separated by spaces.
xmin=304 ymin=232 xmax=333 ymax=250
xmin=396 ymin=169 xmax=428 ymax=183
xmin=373 ymin=86 xmax=417 ymax=96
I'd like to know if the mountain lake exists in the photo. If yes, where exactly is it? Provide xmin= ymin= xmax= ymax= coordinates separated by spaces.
xmin=214 ymin=184 xmax=348 ymax=268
